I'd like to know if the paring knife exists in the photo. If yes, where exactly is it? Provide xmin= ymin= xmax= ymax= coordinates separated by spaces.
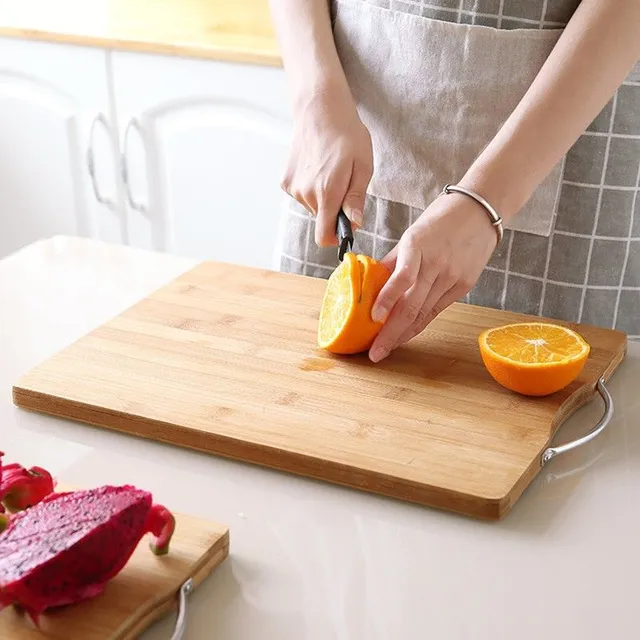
xmin=336 ymin=209 xmax=354 ymax=261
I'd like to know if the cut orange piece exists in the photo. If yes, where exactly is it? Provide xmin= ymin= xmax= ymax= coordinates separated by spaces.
xmin=478 ymin=322 xmax=591 ymax=396
xmin=318 ymin=253 xmax=391 ymax=355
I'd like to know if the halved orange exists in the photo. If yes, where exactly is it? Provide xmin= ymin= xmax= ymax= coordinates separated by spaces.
xmin=317 ymin=253 xmax=391 ymax=355
xmin=478 ymin=322 xmax=591 ymax=396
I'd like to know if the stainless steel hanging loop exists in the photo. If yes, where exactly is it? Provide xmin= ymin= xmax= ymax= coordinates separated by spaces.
xmin=169 ymin=578 xmax=194 ymax=640
xmin=541 ymin=377 xmax=614 ymax=466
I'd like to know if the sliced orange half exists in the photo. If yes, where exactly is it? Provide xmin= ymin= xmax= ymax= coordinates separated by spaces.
xmin=478 ymin=322 xmax=591 ymax=396
xmin=317 ymin=253 xmax=390 ymax=355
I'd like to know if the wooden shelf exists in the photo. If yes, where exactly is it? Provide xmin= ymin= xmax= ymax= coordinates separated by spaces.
xmin=0 ymin=0 xmax=282 ymax=66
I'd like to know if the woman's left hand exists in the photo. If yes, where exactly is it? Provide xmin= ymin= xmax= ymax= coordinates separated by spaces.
xmin=368 ymin=191 xmax=500 ymax=363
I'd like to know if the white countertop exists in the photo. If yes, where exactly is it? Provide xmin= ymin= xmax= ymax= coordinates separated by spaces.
xmin=2 ymin=236 xmax=639 ymax=640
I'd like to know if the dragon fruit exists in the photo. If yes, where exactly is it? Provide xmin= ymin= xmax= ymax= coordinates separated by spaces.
xmin=0 ymin=462 xmax=55 ymax=513
xmin=0 ymin=452 xmax=5 ymax=531
xmin=0 ymin=484 xmax=175 ymax=625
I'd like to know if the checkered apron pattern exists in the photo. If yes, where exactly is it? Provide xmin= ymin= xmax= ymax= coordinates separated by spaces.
xmin=278 ymin=0 xmax=640 ymax=338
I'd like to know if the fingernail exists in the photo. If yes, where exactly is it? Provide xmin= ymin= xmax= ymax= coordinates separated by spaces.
xmin=371 ymin=305 xmax=387 ymax=323
xmin=369 ymin=346 xmax=389 ymax=363
xmin=348 ymin=209 xmax=364 ymax=228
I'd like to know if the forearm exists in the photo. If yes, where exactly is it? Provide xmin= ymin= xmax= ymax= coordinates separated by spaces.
xmin=462 ymin=0 xmax=640 ymax=222
xmin=268 ymin=0 xmax=354 ymax=113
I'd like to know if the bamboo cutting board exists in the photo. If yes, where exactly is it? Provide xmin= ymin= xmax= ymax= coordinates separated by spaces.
xmin=13 ymin=261 xmax=627 ymax=519
xmin=0 ymin=488 xmax=229 ymax=639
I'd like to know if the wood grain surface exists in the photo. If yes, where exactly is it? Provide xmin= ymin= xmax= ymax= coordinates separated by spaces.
xmin=0 ymin=485 xmax=229 ymax=639
xmin=0 ymin=0 xmax=281 ymax=66
xmin=13 ymin=261 xmax=627 ymax=520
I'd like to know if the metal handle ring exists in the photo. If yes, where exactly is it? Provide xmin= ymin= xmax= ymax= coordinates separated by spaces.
xmin=86 ymin=113 xmax=117 ymax=209
xmin=121 ymin=117 xmax=148 ymax=215
xmin=169 ymin=578 xmax=194 ymax=640
xmin=541 ymin=377 xmax=614 ymax=466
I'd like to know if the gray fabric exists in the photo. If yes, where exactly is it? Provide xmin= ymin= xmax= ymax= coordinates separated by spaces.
xmin=331 ymin=0 xmax=565 ymax=236
xmin=278 ymin=0 xmax=640 ymax=338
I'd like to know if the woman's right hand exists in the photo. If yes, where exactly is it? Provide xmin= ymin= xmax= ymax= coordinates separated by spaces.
xmin=280 ymin=86 xmax=374 ymax=247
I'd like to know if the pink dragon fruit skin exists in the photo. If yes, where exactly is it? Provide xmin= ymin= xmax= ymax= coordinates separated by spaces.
xmin=0 ymin=484 xmax=175 ymax=626
xmin=0 ymin=463 xmax=55 ymax=513
xmin=0 ymin=452 xmax=5 ymax=529
xmin=0 ymin=453 xmax=56 ymax=532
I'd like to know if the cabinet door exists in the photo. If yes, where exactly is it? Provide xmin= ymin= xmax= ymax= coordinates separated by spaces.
xmin=112 ymin=51 xmax=292 ymax=271
xmin=0 ymin=38 xmax=123 ymax=259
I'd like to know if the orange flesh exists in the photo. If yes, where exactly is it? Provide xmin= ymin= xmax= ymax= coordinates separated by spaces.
xmin=317 ymin=253 xmax=357 ymax=348
xmin=317 ymin=253 xmax=390 ymax=355
xmin=482 ymin=322 xmax=589 ymax=365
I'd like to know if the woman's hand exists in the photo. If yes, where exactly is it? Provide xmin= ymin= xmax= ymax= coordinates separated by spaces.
xmin=280 ymin=87 xmax=374 ymax=246
xmin=368 ymin=192 xmax=499 ymax=363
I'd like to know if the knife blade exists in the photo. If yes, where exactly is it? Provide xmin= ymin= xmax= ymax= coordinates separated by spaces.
xmin=336 ymin=209 xmax=354 ymax=261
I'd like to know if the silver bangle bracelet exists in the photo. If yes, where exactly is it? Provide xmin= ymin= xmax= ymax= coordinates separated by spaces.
xmin=441 ymin=184 xmax=505 ymax=245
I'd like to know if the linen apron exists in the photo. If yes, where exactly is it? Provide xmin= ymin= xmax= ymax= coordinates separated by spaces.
xmin=278 ymin=0 xmax=640 ymax=339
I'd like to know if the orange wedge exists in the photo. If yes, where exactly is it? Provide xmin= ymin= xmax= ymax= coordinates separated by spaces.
xmin=478 ymin=322 xmax=591 ymax=396
xmin=317 ymin=253 xmax=391 ymax=355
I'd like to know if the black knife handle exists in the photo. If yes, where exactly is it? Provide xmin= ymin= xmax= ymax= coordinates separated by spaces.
xmin=336 ymin=209 xmax=354 ymax=261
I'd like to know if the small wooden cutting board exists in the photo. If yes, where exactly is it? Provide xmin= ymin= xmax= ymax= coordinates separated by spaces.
xmin=0 ymin=487 xmax=229 ymax=639
xmin=12 ymin=261 xmax=627 ymax=520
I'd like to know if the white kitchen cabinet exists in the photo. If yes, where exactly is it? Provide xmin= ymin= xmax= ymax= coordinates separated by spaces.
xmin=0 ymin=37 xmax=124 ymax=259
xmin=112 ymin=51 xmax=292 ymax=271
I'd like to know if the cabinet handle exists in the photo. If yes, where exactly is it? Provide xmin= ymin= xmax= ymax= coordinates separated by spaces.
xmin=121 ymin=117 xmax=148 ymax=215
xmin=86 ymin=113 xmax=117 ymax=210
